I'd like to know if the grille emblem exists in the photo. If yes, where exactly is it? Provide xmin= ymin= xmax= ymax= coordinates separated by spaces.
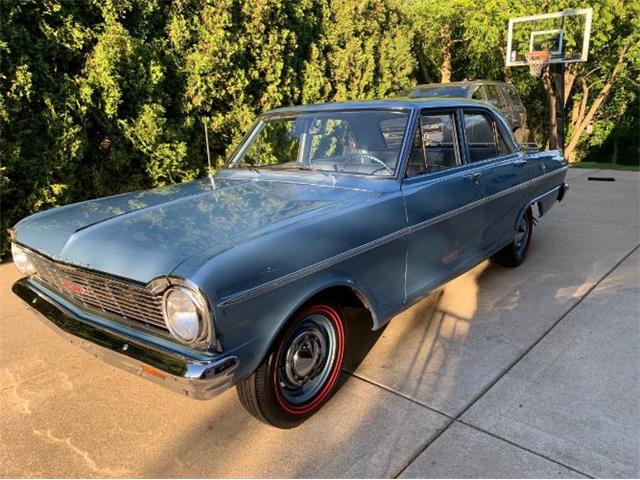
xmin=61 ymin=280 xmax=86 ymax=294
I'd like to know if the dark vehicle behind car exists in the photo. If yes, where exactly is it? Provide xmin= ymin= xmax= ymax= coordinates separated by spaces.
xmin=399 ymin=81 xmax=527 ymax=143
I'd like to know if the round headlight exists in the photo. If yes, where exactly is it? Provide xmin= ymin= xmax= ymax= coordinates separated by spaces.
xmin=162 ymin=287 xmax=207 ymax=343
xmin=11 ymin=243 xmax=36 ymax=275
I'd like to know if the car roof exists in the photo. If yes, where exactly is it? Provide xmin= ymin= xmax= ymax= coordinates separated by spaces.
xmin=264 ymin=97 xmax=496 ymax=115
xmin=409 ymin=80 xmax=510 ymax=88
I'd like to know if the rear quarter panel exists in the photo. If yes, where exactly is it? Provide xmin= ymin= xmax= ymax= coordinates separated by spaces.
xmin=518 ymin=149 xmax=567 ymax=224
xmin=526 ymin=150 xmax=567 ymax=197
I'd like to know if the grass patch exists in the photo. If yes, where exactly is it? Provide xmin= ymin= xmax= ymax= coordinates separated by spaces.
xmin=570 ymin=161 xmax=639 ymax=172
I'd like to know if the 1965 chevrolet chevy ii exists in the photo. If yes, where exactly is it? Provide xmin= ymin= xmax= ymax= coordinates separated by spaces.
xmin=11 ymin=98 xmax=568 ymax=428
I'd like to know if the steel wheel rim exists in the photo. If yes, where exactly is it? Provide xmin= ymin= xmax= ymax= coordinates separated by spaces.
xmin=277 ymin=313 xmax=337 ymax=405
xmin=514 ymin=215 xmax=530 ymax=255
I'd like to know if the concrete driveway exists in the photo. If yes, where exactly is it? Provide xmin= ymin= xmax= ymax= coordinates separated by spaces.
xmin=1 ymin=168 xmax=638 ymax=478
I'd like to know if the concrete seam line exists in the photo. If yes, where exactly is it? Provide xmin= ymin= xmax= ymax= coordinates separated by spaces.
xmin=390 ymin=418 xmax=455 ymax=479
xmin=389 ymin=415 xmax=595 ymax=479
xmin=343 ymin=370 xmax=453 ymax=419
xmin=382 ymin=243 xmax=638 ymax=479
xmin=347 ymin=370 xmax=592 ymax=478
xmin=456 ymin=419 xmax=596 ymax=479
xmin=455 ymin=242 xmax=640 ymax=420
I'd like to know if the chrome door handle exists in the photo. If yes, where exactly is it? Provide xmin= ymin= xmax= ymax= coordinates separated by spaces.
xmin=514 ymin=159 xmax=528 ymax=166
xmin=464 ymin=172 xmax=481 ymax=184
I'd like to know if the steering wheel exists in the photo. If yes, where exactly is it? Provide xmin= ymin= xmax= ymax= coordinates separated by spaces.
xmin=340 ymin=153 xmax=394 ymax=175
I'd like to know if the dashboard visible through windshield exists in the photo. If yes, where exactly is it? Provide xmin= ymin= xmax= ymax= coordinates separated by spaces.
xmin=228 ymin=109 xmax=411 ymax=176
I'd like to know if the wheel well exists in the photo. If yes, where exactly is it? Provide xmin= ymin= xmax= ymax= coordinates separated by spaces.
xmin=248 ymin=285 xmax=377 ymax=381
xmin=301 ymin=285 xmax=375 ymax=327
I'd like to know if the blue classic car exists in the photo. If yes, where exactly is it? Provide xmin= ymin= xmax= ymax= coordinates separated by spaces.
xmin=11 ymin=98 xmax=568 ymax=428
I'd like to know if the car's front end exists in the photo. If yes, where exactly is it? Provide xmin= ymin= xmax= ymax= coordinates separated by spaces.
xmin=10 ymin=241 xmax=238 ymax=399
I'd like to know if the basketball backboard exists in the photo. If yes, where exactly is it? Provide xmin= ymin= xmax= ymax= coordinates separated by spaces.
xmin=506 ymin=8 xmax=593 ymax=67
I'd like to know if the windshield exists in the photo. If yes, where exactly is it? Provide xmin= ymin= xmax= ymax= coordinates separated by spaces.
xmin=228 ymin=109 xmax=411 ymax=176
xmin=404 ymin=86 xmax=469 ymax=98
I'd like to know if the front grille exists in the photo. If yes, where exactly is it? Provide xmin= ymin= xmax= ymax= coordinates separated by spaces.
xmin=28 ymin=252 xmax=167 ymax=331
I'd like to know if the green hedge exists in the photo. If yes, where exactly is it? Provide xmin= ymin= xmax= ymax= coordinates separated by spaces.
xmin=0 ymin=0 xmax=415 ymax=258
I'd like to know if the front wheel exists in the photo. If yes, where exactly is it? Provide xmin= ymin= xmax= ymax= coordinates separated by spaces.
xmin=492 ymin=208 xmax=533 ymax=268
xmin=237 ymin=303 xmax=346 ymax=428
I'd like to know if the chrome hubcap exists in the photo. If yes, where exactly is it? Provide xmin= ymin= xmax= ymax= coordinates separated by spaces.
xmin=284 ymin=329 xmax=326 ymax=386
xmin=278 ymin=314 xmax=337 ymax=405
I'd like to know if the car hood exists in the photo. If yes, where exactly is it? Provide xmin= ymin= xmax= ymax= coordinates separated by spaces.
xmin=14 ymin=176 xmax=377 ymax=283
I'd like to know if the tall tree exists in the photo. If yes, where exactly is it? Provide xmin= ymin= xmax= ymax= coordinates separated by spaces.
xmin=406 ymin=0 xmax=471 ymax=83
xmin=562 ymin=0 xmax=639 ymax=161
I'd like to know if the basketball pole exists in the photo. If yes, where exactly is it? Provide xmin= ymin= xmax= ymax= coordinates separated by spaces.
xmin=555 ymin=13 xmax=566 ymax=154
xmin=554 ymin=62 xmax=565 ymax=154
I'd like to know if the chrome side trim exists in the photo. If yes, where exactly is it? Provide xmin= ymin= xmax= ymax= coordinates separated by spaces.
xmin=218 ymin=166 xmax=567 ymax=308
xmin=529 ymin=184 xmax=562 ymax=205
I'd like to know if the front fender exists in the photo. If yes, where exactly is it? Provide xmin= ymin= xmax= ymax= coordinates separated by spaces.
xmin=211 ymin=269 xmax=381 ymax=382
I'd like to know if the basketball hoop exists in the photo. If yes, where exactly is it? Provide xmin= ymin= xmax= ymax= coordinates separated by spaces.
xmin=525 ymin=50 xmax=551 ymax=78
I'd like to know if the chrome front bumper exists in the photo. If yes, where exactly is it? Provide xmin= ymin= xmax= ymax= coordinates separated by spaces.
xmin=12 ymin=278 xmax=238 ymax=400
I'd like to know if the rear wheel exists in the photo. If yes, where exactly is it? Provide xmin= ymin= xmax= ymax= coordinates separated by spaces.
xmin=492 ymin=208 xmax=533 ymax=268
xmin=237 ymin=303 xmax=346 ymax=428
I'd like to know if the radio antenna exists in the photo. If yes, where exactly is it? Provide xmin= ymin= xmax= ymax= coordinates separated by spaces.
xmin=204 ymin=120 xmax=214 ymax=188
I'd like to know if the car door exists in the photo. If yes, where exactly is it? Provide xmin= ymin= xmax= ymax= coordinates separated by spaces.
xmin=402 ymin=108 xmax=486 ymax=304
xmin=460 ymin=108 xmax=535 ymax=254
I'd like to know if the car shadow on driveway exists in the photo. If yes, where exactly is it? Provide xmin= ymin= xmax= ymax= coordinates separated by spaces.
xmin=140 ymin=264 xmax=496 ymax=478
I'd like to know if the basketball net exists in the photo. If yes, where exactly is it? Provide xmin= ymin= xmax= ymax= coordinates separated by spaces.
xmin=525 ymin=50 xmax=551 ymax=78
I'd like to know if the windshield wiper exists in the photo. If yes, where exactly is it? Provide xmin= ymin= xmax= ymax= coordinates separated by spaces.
xmin=309 ymin=166 xmax=336 ymax=179
xmin=286 ymin=165 xmax=335 ymax=177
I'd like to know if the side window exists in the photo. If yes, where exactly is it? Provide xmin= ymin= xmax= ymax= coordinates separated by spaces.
xmin=484 ymin=85 xmax=506 ymax=109
xmin=464 ymin=112 xmax=497 ymax=162
xmin=406 ymin=112 xmax=459 ymax=176
xmin=502 ymin=85 xmax=522 ymax=106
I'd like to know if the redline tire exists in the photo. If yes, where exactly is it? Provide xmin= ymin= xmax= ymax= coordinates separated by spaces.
xmin=237 ymin=303 xmax=346 ymax=428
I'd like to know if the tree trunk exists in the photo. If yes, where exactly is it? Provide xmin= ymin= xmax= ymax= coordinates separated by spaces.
xmin=553 ymin=64 xmax=565 ymax=152
xmin=542 ymin=68 xmax=558 ymax=150
xmin=570 ymin=79 xmax=589 ymax=134
xmin=415 ymin=40 xmax=433 ymax=84
xmin=564 ymin=64 xmax=577 ymax=107
xmin=612 ymin=136 xmax=618 ymax=164
xmin=565 ymin=43 xmax=630 ymax=161
xmin=440 ymin=25 xmax=452 ymax=83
